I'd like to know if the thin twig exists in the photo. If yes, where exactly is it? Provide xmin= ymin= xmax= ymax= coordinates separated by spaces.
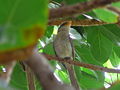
xmin=25 ymin=65 xmax=36 ymax=90
xmin=43 ymin=54 xmax=120 ymax=73
xmin=49 ymin=0 xmax=120 ymax=20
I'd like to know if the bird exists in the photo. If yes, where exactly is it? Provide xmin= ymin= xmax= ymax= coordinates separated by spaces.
xmin=53 ymin=21 xmax=80 ymax=90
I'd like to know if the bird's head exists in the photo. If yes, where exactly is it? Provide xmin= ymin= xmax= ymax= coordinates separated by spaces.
xmin=58 ymin=21 xmax=72 ymax=32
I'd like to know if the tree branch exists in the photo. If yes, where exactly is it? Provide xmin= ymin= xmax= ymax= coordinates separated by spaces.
xmin=107 ymin=6 xmax=120 ymax=15
xmin=49 ymin=0 xmax=120 ymax=20
xmin=24 ymin=51 xmax=75 ymax=90
xmin=48 ymin=19 xmax=110 ymax=26
xmin=43 ymin=54 xmax=120 ymax=73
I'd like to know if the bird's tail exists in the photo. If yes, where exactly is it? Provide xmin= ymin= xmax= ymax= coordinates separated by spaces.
xmin=65 ymin=63 xmax=80 ymax=90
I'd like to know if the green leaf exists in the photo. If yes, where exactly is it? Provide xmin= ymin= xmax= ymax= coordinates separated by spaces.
xmin=0 ymin=66 xmax=3 ymax=72
xmin=85 ymin=26 xmax=113 ymax=63
xmin=52 ymin=0 xmax=88 ymax=4
xmin=52 ymin=0 xmax=64 ymax=3
xmin=113 ymin=45 xmax=120 ymax=58
xmin=45 ymin=26 xmax=54 ymax=38
xmin=35 ymin=79 xmax=42 ymax=90
xmin=75 ymin=44 xmax=103 ymax=65
xmin=0 ymin=0 xmax=48 ymax=52
xmin=79 ymin=71 xmax=104 ymax=89
xmin=75 ymin=65 xmax=104 ymax=89
xmin=10 ymin=63 xmax=27 ymax=90
xmin=55 ymin=69 xmax=70 ymax=83
xmin=43 ymin=43 xmax=55 ymax=55
xmin=65 ymin=0 xmax=87 ymax=5
xmin=112 ymin=2 xmax=120 ymax=8
xmin=110 ymin=51 xmax=120 ymax=67
xmin=108 ymin=83 xmax=120 ymax=90
xmin=85 ymin=11 xmax=97 ymax=19
xmin=102 ymin=24 xmax=120 ymax=44
xmin=93 ymin=9 xmax=118 ymax=23
xmin=43 ymin=43 xmax=56 ymax=67
xmin=74 ymin=66 xmax=81 ymax=82
xmin=110 ymin=44 xmax=120 ymax=67
xmin=10 ymin=63 xmax=43 ymax=90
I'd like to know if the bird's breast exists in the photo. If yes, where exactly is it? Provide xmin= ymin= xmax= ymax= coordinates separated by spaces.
xmin=54 ymin=37 xmax=72 ymax=58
